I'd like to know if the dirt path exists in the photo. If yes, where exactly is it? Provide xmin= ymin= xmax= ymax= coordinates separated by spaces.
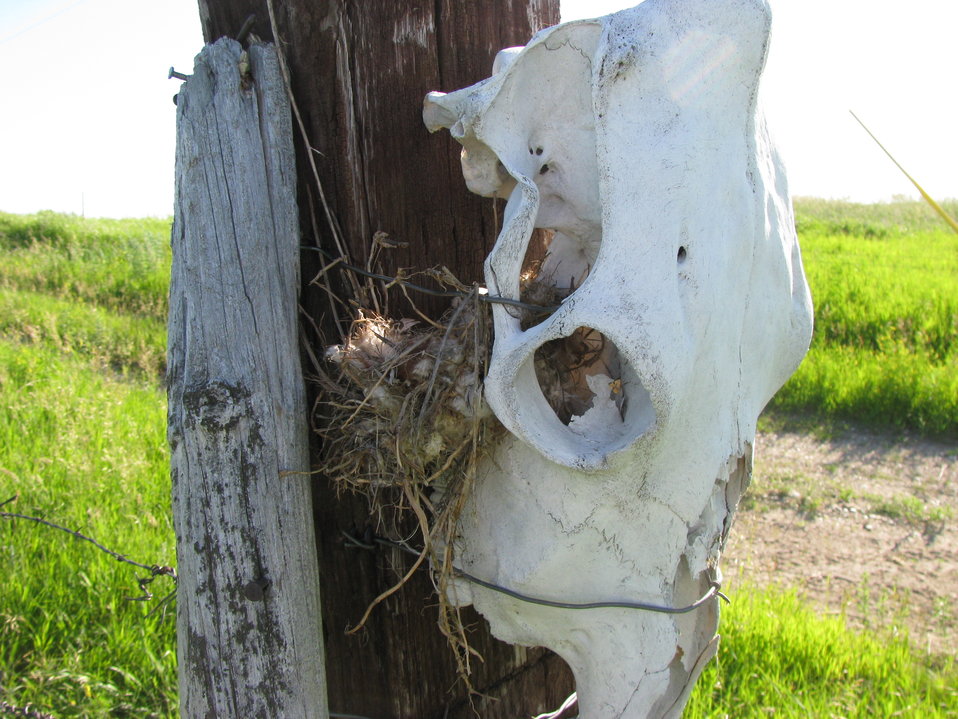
xmin=724 ymin=421 xmax=958 ymax=656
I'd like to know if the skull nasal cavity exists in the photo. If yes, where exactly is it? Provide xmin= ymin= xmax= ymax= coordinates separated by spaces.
xmin=534 ymin=327 xmax=625 ymax=425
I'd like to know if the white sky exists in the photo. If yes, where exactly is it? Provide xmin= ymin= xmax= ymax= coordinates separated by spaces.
xmin=0 ymin=0 xmax=955 ymax=218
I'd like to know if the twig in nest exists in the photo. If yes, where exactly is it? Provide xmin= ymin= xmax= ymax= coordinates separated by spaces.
xmin=313 ymin=266 xmax=502 ymax=682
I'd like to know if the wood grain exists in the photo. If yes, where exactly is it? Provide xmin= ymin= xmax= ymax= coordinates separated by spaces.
xmin=193 ymin=4 xmax=575 ymax=717
xmin=169 ymin=39 xmax=328 ymax=718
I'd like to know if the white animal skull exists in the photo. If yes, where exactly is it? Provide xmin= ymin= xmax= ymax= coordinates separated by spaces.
xmin=424 ymin=0 xmax=812 ymax=716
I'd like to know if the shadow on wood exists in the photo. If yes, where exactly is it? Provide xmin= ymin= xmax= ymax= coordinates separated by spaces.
xmin=192 ymin=1 xmax=576 ymax=717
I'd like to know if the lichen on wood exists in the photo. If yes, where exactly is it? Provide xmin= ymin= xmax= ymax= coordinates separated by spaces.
xmin=169 ymin=38 xmax=328 ymax=718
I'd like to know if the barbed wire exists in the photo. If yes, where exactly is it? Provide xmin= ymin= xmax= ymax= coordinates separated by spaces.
xmin=0 ymin=494 xmax=177 ymax=602
xmin=302 ymin=244 xmax=557 ymax=314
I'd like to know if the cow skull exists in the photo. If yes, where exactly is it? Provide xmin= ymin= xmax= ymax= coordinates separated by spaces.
xmin=424 ymin=0 xmax=812 ymax=716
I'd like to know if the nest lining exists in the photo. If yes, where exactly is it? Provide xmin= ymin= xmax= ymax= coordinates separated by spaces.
xmin=314 ymin=281 xmax=503 ymax=678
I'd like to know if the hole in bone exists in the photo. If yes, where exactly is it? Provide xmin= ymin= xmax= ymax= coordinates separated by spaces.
xmin=535 ymin=147 xmax=544 ymax=156
xmin=521 ymin=160 xmax=602 ymax=324
xmin=517 ymin=230 xmax=595 ymax=330
xmin=677 ymin=245 xmax=687 ymax=263
xmin=534 ymin=327 xmax=626 ymax=426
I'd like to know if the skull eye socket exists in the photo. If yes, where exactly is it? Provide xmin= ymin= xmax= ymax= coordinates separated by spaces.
xmin=534 ymin=327 xmax=618 ymax=425
xmin=516 ymin=229 xmax=593 ymax=331
xmin=529 ymin=325 xmax=656 ymax=451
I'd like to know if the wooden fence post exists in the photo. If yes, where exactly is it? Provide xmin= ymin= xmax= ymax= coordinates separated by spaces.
xmin=191 ymin=3 xmax=573 ymax=716
xmin=168 ymin=38 xmax=328 ymax=717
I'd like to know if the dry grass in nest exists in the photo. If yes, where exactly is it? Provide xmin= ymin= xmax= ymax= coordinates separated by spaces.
xmin=310 ymin=233 xmax=609 ymax=683
xmin=313 ymin=279 xmax=504 ymax=679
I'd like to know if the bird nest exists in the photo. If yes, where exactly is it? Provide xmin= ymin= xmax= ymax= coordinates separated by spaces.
xmin=310 ymin=237 xmax=608 ymax=682
xmin=312 ymin=271 xmax=504 ymax=678
xmin=317 ymin=295 xmax=493 ymax=501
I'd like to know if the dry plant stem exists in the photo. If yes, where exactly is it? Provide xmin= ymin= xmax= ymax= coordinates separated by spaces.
xmin=419 ymin=288 xmax=478 ymax=424
xmin=422 ymin=437 xmax=471 ymax=486
xmin=314 ymin=255 xmax=345 ymax=279
xmin=310 ymin=275 xmax=353 ymax=332
xmin=305 ymin=188 xmax=347 ymax=338
xmin=264 ymin=0 xmax=362 ymax=300
xmin=401 ymin=283 xmax=447 ymax=330
xmin=436 ymin=306 xmax=488 ymax=678
xmin=298 ymin=322 xmax=326 ymax=378
xmin=346 ymin=539 xmax=429 ymax=635
xmin=850 ymin=110 xmax=958 ymax=234
xmin=347 ymin=478 xmax=433 ymax=635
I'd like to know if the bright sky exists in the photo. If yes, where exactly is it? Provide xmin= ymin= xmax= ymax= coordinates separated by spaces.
xmin=0 ymin=0 xmax=955 ymax=218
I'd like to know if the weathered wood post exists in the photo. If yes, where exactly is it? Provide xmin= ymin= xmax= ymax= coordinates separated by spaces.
xmin=190 ymin=4 xmax=572 ymax=718
xmin=168 ymin=39 xmax=328 ymax=717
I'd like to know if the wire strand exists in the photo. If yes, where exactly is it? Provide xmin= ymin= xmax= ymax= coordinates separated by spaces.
xmin=302 ymin=245 xmax=556 ymax=313
xmin=533 ymin=691 xmax=578 ymax=719
xmin=350 ymin=532 xmax=729 ymax=615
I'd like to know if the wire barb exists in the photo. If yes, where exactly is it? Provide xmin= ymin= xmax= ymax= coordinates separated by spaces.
xmin=0 ymin=495 xmax=177 ymax=602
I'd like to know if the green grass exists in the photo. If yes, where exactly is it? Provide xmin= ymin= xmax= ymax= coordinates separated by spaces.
xmin=1 ymin=205 xmax=956 ymax=716
xmin=0 ymin=211 xmax=171 ymax=319
xmin=0 ymin=288 xmax=166 ymax=378
xmin=867 ymin=493 xmax=954 ymax=526
xmin=686 ymin=584 xmax=958 ymax=717
xmin=793 ymin=195 xmax=958 ymax=234
xmin=0 ymin=212 xmax=176 ymax=716
xmin=770 ymin=198 xmax=958 ymax=437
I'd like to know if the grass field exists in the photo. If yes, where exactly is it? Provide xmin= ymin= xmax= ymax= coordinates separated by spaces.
xmin=0 ymin=212 xmax=176 ymax=716
xmin=0 ymin=202 xmax=956 ymax=716
xmin=770 ymin=197 xmax=958 ymax=437
xmin=686 ymin=586 xmax=957 ymax=717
